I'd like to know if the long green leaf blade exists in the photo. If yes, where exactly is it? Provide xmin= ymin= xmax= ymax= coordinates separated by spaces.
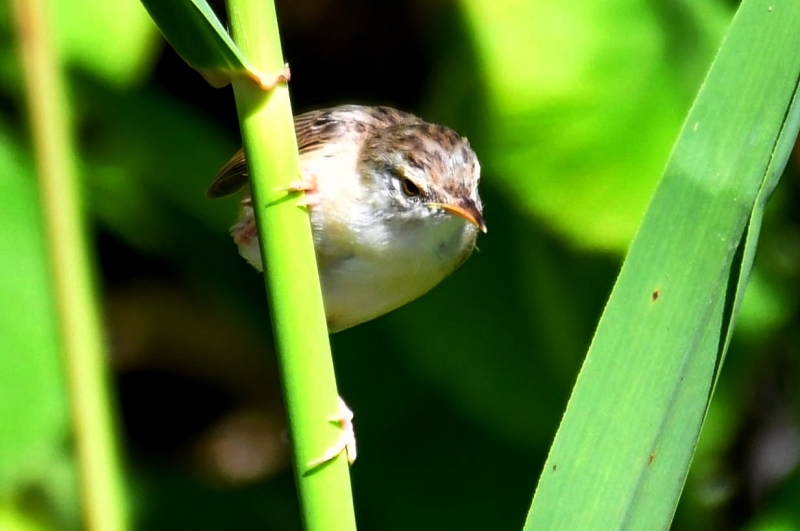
xmin=525 ymin=1 xmax=800 ymax=529
xmin=139 ymin=0 xmax=254 ymax=86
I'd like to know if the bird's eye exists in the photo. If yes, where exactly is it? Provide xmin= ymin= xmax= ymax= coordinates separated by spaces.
xmin=401 ymin=178 xmax=420 ymax=197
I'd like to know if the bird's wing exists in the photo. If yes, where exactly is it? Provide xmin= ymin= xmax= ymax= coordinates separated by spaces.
xmin=206 ymin=105 xmax=421 ymax=198
xmin=206 ymin=148 xmax=248 ymax=198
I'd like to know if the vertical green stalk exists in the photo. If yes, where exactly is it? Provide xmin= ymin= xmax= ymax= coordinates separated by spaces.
xmin=225 ymin=1 xmax=357 ymax=529
xmin=13 ymin=0 xmax=127 ymax=531
xmin=11 ymin=1 xmax=129 ymax=530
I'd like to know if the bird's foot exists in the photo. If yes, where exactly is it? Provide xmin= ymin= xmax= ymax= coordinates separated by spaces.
xmin=307 ymin=397 xmax=356 ymax=468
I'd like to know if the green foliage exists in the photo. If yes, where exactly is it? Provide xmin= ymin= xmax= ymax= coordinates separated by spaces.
xmin=52 ymin=0 xmax=157 ymax=85
xmin=138 ymin=0 xmax=250 ymax=86
xmin=3 ymin=0 xmax=800 ymax=529
xmin=0 ymin=133 xmax=77 ymax=529
xmin=526 ymin=1 xmax=800 ymax=527
xmin=455 ymin=0 xmax=731 ymax=252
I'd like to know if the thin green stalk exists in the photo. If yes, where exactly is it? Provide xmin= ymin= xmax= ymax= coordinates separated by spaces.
xmin=11 ymin=1 xmax=129 ymax=530
xmin=225 ymin=1 xmax=357 ymax=529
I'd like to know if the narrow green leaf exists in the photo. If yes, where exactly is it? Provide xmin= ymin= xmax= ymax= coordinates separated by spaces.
xmin=526 ymin=0 xmax=800 ymax=529
xmin=717 ymin=80 xmax=800 ymax=376
xmin=139 ymin=0 xmax=256 ymax=86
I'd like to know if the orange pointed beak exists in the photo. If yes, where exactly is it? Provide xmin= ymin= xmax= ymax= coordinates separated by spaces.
xmin=428 ymin=200 xmax=487 ymax=233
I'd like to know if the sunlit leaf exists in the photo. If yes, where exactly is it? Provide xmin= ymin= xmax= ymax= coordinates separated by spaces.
xmin=139 ymin=0 xmax=266 ymax=87
xmin=54 ymin=0 xmax=159 ymax=85
xmin=459 ymin=0 xmax=731 ymax=252
xmin=0 ymin=128 xmax=75 ymax=518
xmin=526 ymin=0 xmax=800 ymax=528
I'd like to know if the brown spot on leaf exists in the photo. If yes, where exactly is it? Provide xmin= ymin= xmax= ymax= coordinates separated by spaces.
xmin=651 ymin=289 xmax=660 ymax=302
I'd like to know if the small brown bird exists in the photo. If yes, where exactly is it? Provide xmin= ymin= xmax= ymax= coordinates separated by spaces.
xmin=209 ymin=105 xmax=486 ymax=333
xmin=209 ymin=105 xmax=485 ymax=466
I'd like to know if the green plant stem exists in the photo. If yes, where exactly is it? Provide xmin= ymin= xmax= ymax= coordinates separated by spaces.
xmin=11 ymin=1 xmax=129 ymax=530
xmin=225 ymin=1 xmax=357 ymax=529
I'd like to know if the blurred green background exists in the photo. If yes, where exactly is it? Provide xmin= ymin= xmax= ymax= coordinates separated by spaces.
xmin=2 ymin=0 xmax=800 ymax=529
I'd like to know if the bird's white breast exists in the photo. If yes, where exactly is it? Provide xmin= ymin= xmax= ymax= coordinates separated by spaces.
xmin=316 ymin=212 xmax=476 ymax=332
xmin=232 ymin=139 xmax=478 ymax=332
